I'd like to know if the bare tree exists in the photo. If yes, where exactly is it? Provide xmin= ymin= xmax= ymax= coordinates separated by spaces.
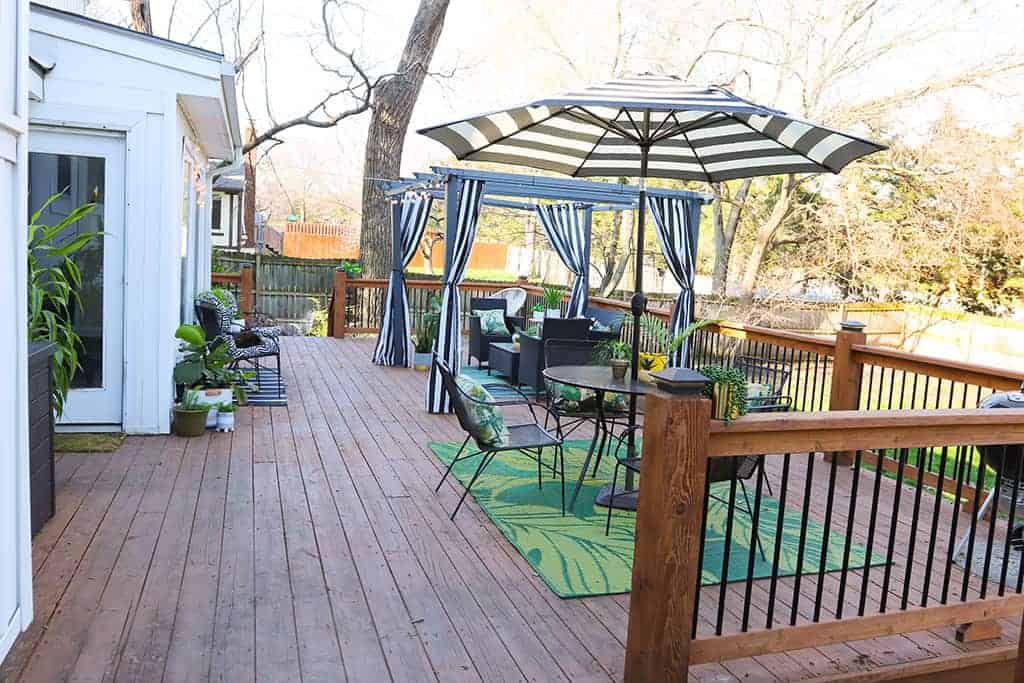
xmin=130 ymin=0 xmax=153 ymax=34
xmin=358 ymin=0 xmax=451 ymax=278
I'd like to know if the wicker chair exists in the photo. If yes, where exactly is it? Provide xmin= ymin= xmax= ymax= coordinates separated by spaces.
xmin=467 ymin=297 xmax=525 ymax=368
xmin=517 ymin=317 xmax=593 ymax=392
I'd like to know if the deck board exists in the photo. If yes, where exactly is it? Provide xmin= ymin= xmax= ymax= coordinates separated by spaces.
xmin=3 ymin=336 xmax=1020 ymax=683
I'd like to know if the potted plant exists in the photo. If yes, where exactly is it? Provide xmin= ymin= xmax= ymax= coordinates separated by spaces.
xmin=634 ymin=315 xmax=720 ymax=382
xmin=701 ymin=365 xmax=749 ymax=423
xmin=413 ymin=293 xmax=440 ymax=371
xmin=531 ymin=303 xmax=545 ymax=323
xmin=541 ymin=285 xmax=563 ymax=318
xmin=173 ymin=389 xmax=210 ymax=437
xmin=216 ymin=402 xmax=237 ymax=432
xmin=597 ymin=340 xmax=632 ymax=380
xmin=172 ymin=323 xmax=249 ymax=426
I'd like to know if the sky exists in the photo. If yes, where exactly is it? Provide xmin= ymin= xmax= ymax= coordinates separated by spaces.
xmin=83 ymin=0 xmax=1024 ymax=216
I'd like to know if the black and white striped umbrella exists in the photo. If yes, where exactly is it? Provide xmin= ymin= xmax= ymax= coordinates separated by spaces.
xmin=418 ymin=74 xmax=884 ymax=183
xmin=418 ymin=73 xmax=884 ymax=379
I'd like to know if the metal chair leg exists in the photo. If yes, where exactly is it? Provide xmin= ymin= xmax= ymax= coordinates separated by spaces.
xmin=591 ymin=422 xmax=608 ymax=477
xmin=537 ymin=447 xmax=543 ymax=490
xmin=605 ymin=461 xmax=620 ymax=536
xmin=559 ymin=445 xmax=566 ymax=516
xmin=953 ymin=487 xmax=998 ymax=561
xmin=451 ymin=452 xmax=496 ymax=520
xmin=436 ymin=436 xmax=471 ymax=492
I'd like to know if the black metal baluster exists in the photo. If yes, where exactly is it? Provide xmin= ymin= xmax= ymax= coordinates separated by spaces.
xmin=881 ymin=448 xmax=909 ymax=612
xmin=980 ymin=449 xmax=1003 ymax=599
xmin=814 ymin=451 xmax=840 ymax=621
xmin=999 ymin=445 xmax=1022 ymax=596
xmin=766 ymin=453 xmax=791 ymax=629
xmin=961 ymin=454 xmax=989 ymax=601
xmin=921 ymin=445 xmax=949 ymax=606
xmin=942 ymin=443 xmax=970 ymax=604
xmin=716 ymin=473 xmax=740 ymax=636
xmin=790 ymin=453 xmax=816 ymax=625
xmin=901 ymin=444 xmax=927 ymax=610
xmin=859 ymin=448 xmax=885 ymax=616
xmin=837 ymin=450 xmax=862 ymax=618
xmin=692 ymin=460 xmax=713 ymax=638
xmin=742 ymin=457 xmax=767 ymax=631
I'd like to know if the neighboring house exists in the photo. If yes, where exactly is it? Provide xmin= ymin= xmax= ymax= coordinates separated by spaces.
xmin=27 ymin=3 xmax=243 ymax=433
xmin=1 ymin=0 xmax=33 ymax=666
xmin=211 ymin=171 xmax=247 ymax=250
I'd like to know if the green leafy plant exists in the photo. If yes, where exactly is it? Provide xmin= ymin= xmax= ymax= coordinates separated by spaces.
xmin=414 ymin=293 xmax=442 ymax=353
xmin=176 ymin=389 xmax=206 ymax=411
xmin=701 ymin=365 xmax=748 ymax=423
xmin=531 ymin=303 xmax=544 ymax=313
xmin=216 ymin=402 xmax=237 ymax=413
xmin=541 ymin=285 xmax=564 ymax=310
xmin=631 ymin=314 xmax=719 ymax=356
xmin=307 ymin=296 xmax=328 ymax=336
xmin=172 ymin=324 xmax=248 ymax=388
xmin=595 ymin=339 xmax=631 ymax=364
xmin=338 ymin=260 xmax=362 ymax=276
xmin=27 ymin=192 xmax=101 ymax=417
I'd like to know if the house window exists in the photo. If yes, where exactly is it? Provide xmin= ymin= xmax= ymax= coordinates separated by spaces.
xmin=211 ymin=196 xmax=222 ymax=234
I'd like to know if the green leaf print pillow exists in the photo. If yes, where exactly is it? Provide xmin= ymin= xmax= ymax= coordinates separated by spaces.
xmin=455 ymin=375 xmax=510 ymax=446
xmin=473 ymin=308 xmax=509 ymax=336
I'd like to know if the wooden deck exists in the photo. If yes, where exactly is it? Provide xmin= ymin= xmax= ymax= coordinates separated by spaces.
xmin=3 ymin=336 xmax=1020 ymax=682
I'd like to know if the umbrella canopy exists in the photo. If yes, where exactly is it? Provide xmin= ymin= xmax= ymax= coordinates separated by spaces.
xmin=418 ymin=74 xmax=885 ymax=183
xmin=418 ymin=73 xmax=885 ymax=382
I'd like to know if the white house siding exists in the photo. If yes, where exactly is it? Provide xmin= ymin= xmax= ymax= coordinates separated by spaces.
xmin=29 ymin=5 xmax=240 ymax=433
xmin=0 ymin=0 xmax=34 ymax=665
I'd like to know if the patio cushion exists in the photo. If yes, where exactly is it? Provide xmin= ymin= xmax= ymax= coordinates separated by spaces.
xmin=591 ymin=319 xmax=611 ymax=332
xmin=473 ymin=308 xmax=509 ymax=336
xmin=549 ymin=381 xmax=596 ymax=413
xmin=455 ymin=375 xmax=510 ymax=447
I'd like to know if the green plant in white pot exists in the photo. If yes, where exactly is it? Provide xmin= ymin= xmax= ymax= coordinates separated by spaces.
xmin=541 ymin=285 xmax=563 ymax=318
xmin=215 ymin=402 xmax=237 ymax=432
xmin=173 ymin=323 xmax=248 ymax=426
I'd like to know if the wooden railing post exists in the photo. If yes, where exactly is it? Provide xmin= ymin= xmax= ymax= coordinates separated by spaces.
xmin=625 ymin=377 xmax=711 ymax=682
xmin=239 ymin=265 xmax=254 ymax=326
xmin=332 ymin=267 xmax=347 ymax=338
xmin=826 ymin=320 xmax=867 ymax=464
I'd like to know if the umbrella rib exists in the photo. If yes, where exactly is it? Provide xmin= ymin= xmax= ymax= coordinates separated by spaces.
xmin=723 ymin=112 xmax=837 ymax=174
xmin=563 ymin=106 xmax=640 ymax=144
xmin=621 ymin=108 xmax=646 ymax=142
xmin=680 ymin=127 xmax=715 ymax=185
xmin=648 ymin=112 xmax=722 ymax=146
xmin=571 ymin=126 xmax=613 ymax=178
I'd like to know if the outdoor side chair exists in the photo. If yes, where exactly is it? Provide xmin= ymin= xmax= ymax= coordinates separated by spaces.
xmin=735 ymin=354 xmax=793 ymax=413
xmin=517 ymin=317 xmax=592 ymax=392
xmin=433 ymin=354 xmax=566 ymax=520
xmin=195 ymin=293 xmax=282 ymax=400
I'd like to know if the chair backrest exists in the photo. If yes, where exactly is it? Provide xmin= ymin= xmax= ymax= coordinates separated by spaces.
xmin=194 ymin=292 xmax=231 ymax=340
xmin=469 ymin=297 xmax=506 ymax=314
xmin=708 ymin=455 xmax=760 ymax=483
xmin=735 ymin=355 xmax=792 ymax=395
xmin=587 ymin=306 xmax=624 ymax=333
xmin=493 ymin=287 xmax=527 ymax=316
xmin=432 ymin=354 xmax=487 ymax=445
xmin=544 ymin=339 xmax=601 ymax=368
xmin=541 ymin=317 xmax=591 ymax=341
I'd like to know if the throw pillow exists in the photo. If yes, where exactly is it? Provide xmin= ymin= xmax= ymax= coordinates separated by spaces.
xmin=548 ymin=381 xmax=597 ymax=413
xmin=473 ymin=308 xmax=509 ymax=336
xmin=591 ymin=319 xmax=611 ymax=333
xmin=455 ymin=375 xmax=509 ymax=447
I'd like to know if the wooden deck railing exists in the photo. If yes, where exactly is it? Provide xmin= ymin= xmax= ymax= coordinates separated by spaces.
xmin=630 ymin=399 xmax=1024 ymax=680
xmin=211 ymin=265 xmax=254 ymax=324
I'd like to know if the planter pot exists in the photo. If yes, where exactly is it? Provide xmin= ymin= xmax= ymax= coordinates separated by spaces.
xmin=173 ymin=408 xmax=209 ymax=437
xmin=197 ymin=387 xmax=233 ymax=427
xmin=216 ymin=411 xmax=236 ymax=432
xmin=710 ymin=383 xmax=737 ymax=421
xmin=545 ymin=308 xmax=561 ymax=319
xmin=532 ymin=311 xmax=545 ymax=323
xmin=610 ymin=359 xmax=629 ymax=381
xmin=28 ymin=341 xmax=57 ymax=535
xmin=413 ymin=351 xmax=431 ymax=371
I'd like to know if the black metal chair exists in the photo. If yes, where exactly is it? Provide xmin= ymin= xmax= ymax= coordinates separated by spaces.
xmin=467 ymin=297 xmax=525 ymax=369
xmin=433 ymin=354 xmax=566 ymax=520
xmin=735 ymin=355 xmax=793 ymax=413
xmin=194 ymin=293 xmax=281 ymax=400
xmin=586 ymin=306 xmax=625 ymax=343
xmin=605 ymin=446 xmax=766 ymax=560
xmin=517 ymin=317 xmax=593 ymax=392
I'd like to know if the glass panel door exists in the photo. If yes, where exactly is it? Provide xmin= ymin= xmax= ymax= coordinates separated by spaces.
xmin=28 ymin=128 xmax=125 ymax=425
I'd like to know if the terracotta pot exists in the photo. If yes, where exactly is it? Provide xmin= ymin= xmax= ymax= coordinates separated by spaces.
xmin=610 ymin=359 xmax=629 ymax=380
xmin=173 ymin=408 xmax=209 ymax=437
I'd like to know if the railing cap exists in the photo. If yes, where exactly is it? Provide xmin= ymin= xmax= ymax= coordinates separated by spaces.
xmin=840 ymin=320 xmax=866 ymax=331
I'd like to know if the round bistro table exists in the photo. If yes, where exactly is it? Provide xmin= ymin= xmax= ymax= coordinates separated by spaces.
xmin=542 ymin=365 xmax=651 ymax=511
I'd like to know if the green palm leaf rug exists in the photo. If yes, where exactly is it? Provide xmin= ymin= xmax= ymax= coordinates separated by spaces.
xmin=430 ymin=439 xmax=885 ymax=598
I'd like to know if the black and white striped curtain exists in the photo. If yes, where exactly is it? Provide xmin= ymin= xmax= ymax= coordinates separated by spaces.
xmin=427 ymin=178 xmax=486 ymax=412
xmin=535 ymin=204 xmax=589 ymax=317
xmin=648 ymin=195 xmax=702 ymax=368
xmin=372 ymin=193 xmax=434 ymax=367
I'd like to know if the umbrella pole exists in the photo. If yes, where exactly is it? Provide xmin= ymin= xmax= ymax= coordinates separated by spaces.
xmin=629 ymin=146 xmax=650 ymax=379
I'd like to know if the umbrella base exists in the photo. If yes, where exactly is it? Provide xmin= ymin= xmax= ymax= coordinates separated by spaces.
xmin=594 ymin=484 xmax=639 ymax=510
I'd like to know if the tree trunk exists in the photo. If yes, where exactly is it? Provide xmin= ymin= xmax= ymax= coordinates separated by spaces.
xmin=243 ymin=126 xmax=257 ymax=248
xmin=711 ymin=179 xmax=751 ymax=294
xmin=358 ymin=0 xmax=450 ymax=278
xmin=599 ymin=212 xmax=633 ymax=297
xmin=130 ymin=0 xmax=153 ymax=34
xmin=738 ymin=175 xmax=797 ymax=300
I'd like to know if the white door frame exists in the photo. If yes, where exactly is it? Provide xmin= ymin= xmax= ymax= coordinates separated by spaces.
xmin=29 ymin=127 xmax=126 ymax=427
xmin=0 ymin=0 xmax=33 ymax=666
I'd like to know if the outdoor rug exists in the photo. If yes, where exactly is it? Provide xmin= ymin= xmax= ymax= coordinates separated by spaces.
xmin=429 ymin=438 xmax=885 ymax=598
xmin=459 ymin=365 xmax=538 ymax=399
xmin=244 ymin=367 xmax=288 ymax=407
